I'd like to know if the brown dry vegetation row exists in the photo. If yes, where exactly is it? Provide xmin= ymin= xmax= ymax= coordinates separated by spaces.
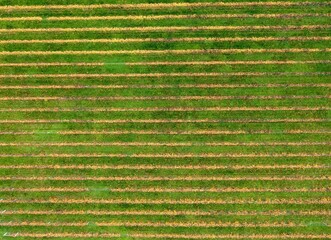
xmin=0 ymin=130 xmax=329 ymax=135
xmin=2 ymin=37 xmax=331 ymax=44
xmin=1 ymin=72 xmax=330 ymax=78
xmin=0 ymin=62 xmax=105 ymax=66
xmin=0 ymin=95 xmax=328 ymax=100
xmin=0 ymin=141 xmax=329 ymax=147
xmin=2 ymin=13 xmax=331 ymax=22
xmin=2 ymin=210 xmax=330 ymax=216
xmin=1 ymin=198 xmax=330 ymax=204
xmin=0 ymin=85 xmax=329 ymax=90
xmin=0 ymin=187 xmax=328 ymax=193
xmin=0 ymin=153 xmax=330 ymax=158
xmin=100 ymin=60 xmax=331 ymax=65
xmin=0 ymin=164 xmax=326 ymax=170
xmin=1 ymin=49 xmax=331 ymax=56
xmin=0 ymin=2 xmax=329 ymax=11
xmin=0 ymin=107 xmax=329 ymax=112
xmin=0 ymin=119 xmax=327 ymax=124
xmin=3 ymin=233 xmax=331 ymax=239
xmin=0 ymin=60 xmax=330 ymax=67
xmin=92 ymin=187 xmax=331 ymax=193
xmin=0 ymin=221 xmax=324 ymax=227
xmin=0 ymin=176 xmax=329 ymax=181
xmin=0 ymin=25 xmax=329 ymax=33
xmin=0 ymin=73 xmax=331 ymax=79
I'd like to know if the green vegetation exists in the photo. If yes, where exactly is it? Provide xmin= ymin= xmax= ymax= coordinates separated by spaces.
xmin=0 ymin=0 xmax=330 ymax=239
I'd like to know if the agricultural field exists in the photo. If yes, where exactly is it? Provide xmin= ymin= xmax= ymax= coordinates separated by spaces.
xmin=0 ymin=0 xmax=330 ymax=239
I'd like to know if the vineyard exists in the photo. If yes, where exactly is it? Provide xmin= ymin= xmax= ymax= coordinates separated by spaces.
xmin=0 ymin=0 xmax=330 ymax=239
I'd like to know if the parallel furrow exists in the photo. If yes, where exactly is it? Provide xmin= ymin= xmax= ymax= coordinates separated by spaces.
xmin=1 ymin=37 xmax=331 ymax=44
xmin=2 ymin=210 xmax=330 ymax=216
xmin=0 ymin=142 xmax=329 ymax=147
xmin=0 ymin=84 xmax=327 ymax=89
xmin=0 ymin=107 xmax=329 ymax=112
xmin=1 ymin=49 xmax=330 ymax=56
xmin=0 ymin=187 xmax=328 ymax=193
xmin=0 ymin=119 xmax=327 ymax=124
xmin=0 ymin=96 xmax=328 ymax=100
xmin=3 ymin=13 xmax=331 ymax=22
xmin=0 ymin=2 xmax=329 ymax=11
xmin=1 ymin=25 xmax=329 ymax=33
xmin=0 ymin=153 xmax=329 ymax=158
xmin=0 ymin=221 xmax=324 ymax=227
xmin=0 ymin=164 xmax=326 ymax=170
xmin=3 ymin=233 xmax=331 ymax=239
xmin=0 ymin=130 xmax=329 ymax=135
xmin=0 ymin=60 xmax=330 ymax=67
xmin=0 ymin=176 xmax=329 ymax=181
xmin=1 ymin=198 xmax=330 ymax=204
xmin=0 ymin=85 xmax=330 ymax=90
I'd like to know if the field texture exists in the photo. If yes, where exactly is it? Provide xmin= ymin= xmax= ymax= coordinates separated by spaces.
xmin=0 ymin=0 xmax=330 ymax=239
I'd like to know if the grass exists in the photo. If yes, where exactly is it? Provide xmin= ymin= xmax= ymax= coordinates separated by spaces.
xmin=0 ymin=0 xmax=330 ymax=239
